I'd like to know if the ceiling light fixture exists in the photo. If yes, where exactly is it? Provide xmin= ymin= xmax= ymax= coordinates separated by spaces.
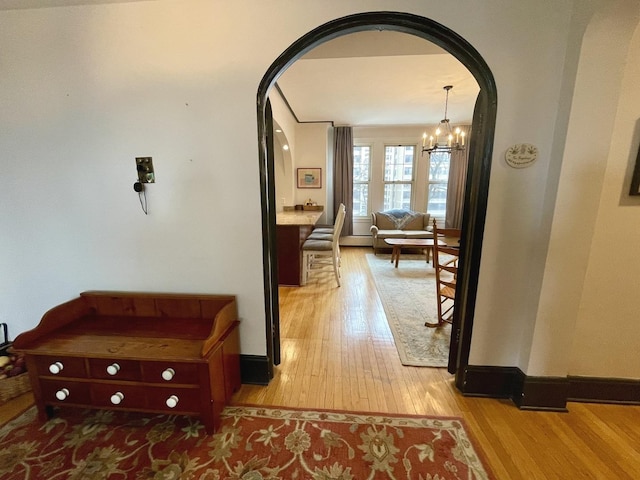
xmin=421 ymin=85 xmax=465 ymax=156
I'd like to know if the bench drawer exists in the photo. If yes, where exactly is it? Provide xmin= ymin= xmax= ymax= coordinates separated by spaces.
xmin=140 ymin=362 xmax=199 ymax=384
xmin=88 ymin=358 xmax=140 ymax=381
xmin=40 ymin=379 xmax=91 ymax=404
xmin=34 ymin=356 xmax=87 ymax=378
xmin=91 ymin=383 xmax=147 ymax=409
xmin=146 ymin=386 xmax=201 ymax=413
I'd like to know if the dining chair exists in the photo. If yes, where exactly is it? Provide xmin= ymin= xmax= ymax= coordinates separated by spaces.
xmin=426 ymin=219 xmax=461 ymax=328
xmin=307 ymin=203 xmax=346 ymax=237
xmin=301 ymin=204 xmax=346 ymax=287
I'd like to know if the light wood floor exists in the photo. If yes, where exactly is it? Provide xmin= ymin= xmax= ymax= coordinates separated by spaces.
xmin=2 ymin=247 xmax=639 ymax=478
xmin=233 ymin=247 xmax=640 ymax=479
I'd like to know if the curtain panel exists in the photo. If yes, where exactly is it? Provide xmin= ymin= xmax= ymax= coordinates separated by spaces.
xmin=333 ymin=126 xmax=354 ymax=236
xmin=445 ymin=125 xmax=471 ymax=229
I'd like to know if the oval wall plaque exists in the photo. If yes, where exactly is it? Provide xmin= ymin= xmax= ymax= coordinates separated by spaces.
xmin=505 ymin=143 xmax=538 ymax=168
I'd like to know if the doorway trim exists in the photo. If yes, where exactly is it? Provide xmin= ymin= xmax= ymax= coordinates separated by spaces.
xmin=256 ymin=11 xmax=497 ymax=388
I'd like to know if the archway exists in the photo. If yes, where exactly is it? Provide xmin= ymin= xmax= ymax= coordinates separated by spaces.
xmin=257 ymin=11 xmax=497 ymax=389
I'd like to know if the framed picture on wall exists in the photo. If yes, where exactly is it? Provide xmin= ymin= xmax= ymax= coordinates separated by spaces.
xmin=297 ymin=168 xmax=322 ymax=188
xmin=630 ymin=143 xmax=640 ymax=196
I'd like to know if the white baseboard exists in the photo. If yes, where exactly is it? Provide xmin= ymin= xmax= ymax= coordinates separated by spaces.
xmin=339 ymin=236 xmax=373 ymax=247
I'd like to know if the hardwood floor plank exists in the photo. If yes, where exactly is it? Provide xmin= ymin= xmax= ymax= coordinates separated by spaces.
xmin=233 ymin=247 xmax=640 ymax=478
xmin=0 ymin=391 xmax=34 ymax=424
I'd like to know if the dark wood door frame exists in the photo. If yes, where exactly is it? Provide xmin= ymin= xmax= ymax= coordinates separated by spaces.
xmin=256 ymin=12 xmax=497 ymax=386
xmin=264 ymin=99 xmax=281 ymax=370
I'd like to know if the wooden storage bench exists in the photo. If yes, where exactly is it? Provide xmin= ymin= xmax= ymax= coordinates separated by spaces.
xmin=12 ymin=291 xmax=241 ymax=434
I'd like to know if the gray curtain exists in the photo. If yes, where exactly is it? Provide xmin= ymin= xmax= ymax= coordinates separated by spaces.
xmin=445 ymin=125 xmax=470 ymax=229
xmin=333 ymin=126 xmax=353 ymax=235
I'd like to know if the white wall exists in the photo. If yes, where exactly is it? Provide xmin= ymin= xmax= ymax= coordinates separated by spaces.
xmin=460 ymin=1 xmax=577 ymax=368
xmin=0 ymin=1 xmax=273 ymax=354
xmin=292 ymin=123 xmax=331 ymax=224
xmin=270 ymin=90 xmax=296 ymax=211
xmin=523 ymin=1 xmax=640 ymax=377
xmin=271 ymin=88 xmax=330 ymax=218
xmin=1 ymin=0 xmax=638 ymax=380
xmin=568 ymin=16 xmax=640 ymax=379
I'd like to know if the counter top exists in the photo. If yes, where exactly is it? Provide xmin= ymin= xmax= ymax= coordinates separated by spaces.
xmin=276 ymin=210 xmax=323 ymax=226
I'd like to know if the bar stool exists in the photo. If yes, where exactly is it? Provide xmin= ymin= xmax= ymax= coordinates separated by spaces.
xmin=301 ymin=204 xmax=345 ymax=286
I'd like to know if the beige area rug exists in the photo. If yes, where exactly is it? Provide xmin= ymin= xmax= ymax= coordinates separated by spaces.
xmin=366 ymin=253 xmax=452 ymax=367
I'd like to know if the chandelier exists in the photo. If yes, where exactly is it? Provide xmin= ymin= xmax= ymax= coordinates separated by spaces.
xmin=421 ymin=85 xmax=465 ymax=155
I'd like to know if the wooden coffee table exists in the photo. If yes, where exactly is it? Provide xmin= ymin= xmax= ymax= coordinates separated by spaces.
xmin=384 ymin=238 xmax=445 ymax=268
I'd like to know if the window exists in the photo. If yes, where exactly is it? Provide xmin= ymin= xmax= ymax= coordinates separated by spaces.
xmin=427 ymin=150 xmax=450 ymax=219
xmin=353 ymin=145 xmax=371 ymax=217
xmin=383 ymin=145 xmax=415 ymax=211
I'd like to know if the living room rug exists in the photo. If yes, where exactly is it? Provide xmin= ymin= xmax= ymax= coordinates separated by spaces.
xmin=366 ymin=253 xmax=452 ymax=367
xmin=0 ymin=405 xmax=491 ymax=479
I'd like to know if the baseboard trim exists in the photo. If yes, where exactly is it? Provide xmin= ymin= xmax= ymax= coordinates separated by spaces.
xmin=459 ymin=365 xmax=519 ymax=398
xmin=461 ymin=365 xmax=568 ymax=411
xmin=462 ymin=366 xmax=640 ymax=410
xmin=240 ymin=355 xmax=271 ymax=385
xmin=514 ymin=374 xmax=569 ymax=411
xmin=568 ymin=376 xmax=640 ymax=405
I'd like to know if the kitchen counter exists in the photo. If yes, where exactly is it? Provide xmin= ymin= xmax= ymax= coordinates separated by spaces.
xmin=275 ymin=210 xmax=323 ymax=286
xmin=276 ymin=210 xmax=323 ymax=226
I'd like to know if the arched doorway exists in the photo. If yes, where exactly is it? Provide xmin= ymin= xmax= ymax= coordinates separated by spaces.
xmin=257 ymin=12 xmax=496 ymax=390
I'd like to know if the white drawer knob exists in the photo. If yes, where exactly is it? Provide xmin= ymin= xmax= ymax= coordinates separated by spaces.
xmin=110 ymin=392 xmax=124 ymax=405
xmin=161 ymin=368 xmax=175 ymax=381
xmin=106 ymin=363 xmax=120 ymax=376
xmin=166 ymin=395 xmax=179 ymax=408
xmin=49 ymin=361 xmax=64 ymax=374
xmin=55 ymin=388 xmax=70 ymax=400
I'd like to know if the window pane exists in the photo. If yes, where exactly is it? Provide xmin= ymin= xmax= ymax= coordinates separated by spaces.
xmin=353 ymin=145 xmax=370 ymax=217
xmin=427 ymin=151 xmax=450 ymax=218
xmin=384 ymin=183 xmax=412 ymax=211
xmin=384 ymin=146 xmax=414 ymax=181
xmin=353 ymin=184 xmax=369 ymax=217
xmin=429 ymin=151 xmax=450 ymax=182
xmin=353 ymin=146 xmax=370 ymax=182
xmin=427 ymin=183 xmax=447 ymax=218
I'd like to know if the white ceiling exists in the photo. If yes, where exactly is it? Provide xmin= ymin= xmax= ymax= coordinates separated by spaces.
xmin=276 ymin=31 xmax=479 ymax=127
xmin=0 ymin=7 xmax=478 ymax=127
xmin=0 ymin=0 xmax=149 ymax=8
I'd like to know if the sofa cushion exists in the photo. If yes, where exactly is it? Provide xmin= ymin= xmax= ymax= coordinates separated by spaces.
xmin=373 ymin=215 xmax=398 ymax=230
xmin=374 ymin=229 xmax=407 ymax=239
xmin=402 ymin=215 xmax=427 ymax=230
xmin=404 ymin=230 xmax=434 ymax=239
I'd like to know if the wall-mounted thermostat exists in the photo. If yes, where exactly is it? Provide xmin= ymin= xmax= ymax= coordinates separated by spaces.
xmin=135 ymin=157 xmax=155 ymax=183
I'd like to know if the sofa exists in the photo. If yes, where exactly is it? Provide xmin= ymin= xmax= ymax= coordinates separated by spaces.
xmin=370 ymin=209 xmax=432 ymax=253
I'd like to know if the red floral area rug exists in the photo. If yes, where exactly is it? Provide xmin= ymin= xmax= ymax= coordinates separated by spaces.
xmin=0 ymin=405 xmax=492 ymax=479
